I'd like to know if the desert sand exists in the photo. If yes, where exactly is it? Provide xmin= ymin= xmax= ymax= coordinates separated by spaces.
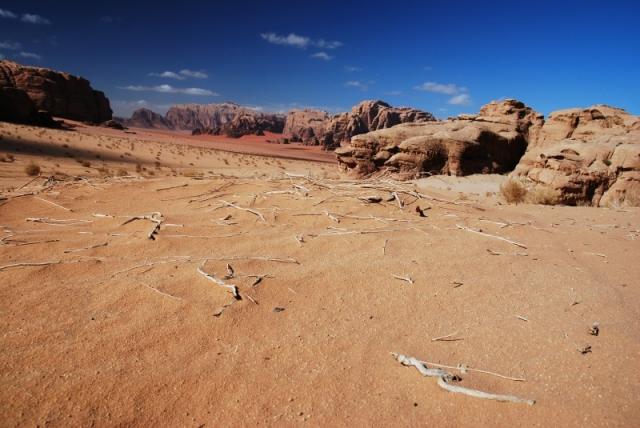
xmin=1 ymin=121 xmax=639 ymax=427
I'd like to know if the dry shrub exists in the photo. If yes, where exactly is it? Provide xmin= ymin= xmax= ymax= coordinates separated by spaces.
xmin=81 ymin=160 xmax=91 ymax=168
xmin=24 ymin=161 xmax=41 ymax=176
xmin=500 ymin=179 xmax=527 ymax=204
xmin=526 ymin=185 xmax=561 ymax=205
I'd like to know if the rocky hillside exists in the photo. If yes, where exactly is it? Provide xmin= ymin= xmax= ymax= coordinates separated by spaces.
xmin=283 ymin=109 xmax=330 ymax=145
xmin=336 ymin=99 xmax=639 ymax=206
xmin=512 ymin=105 xmax=639 ymax=206
xmin=120 ymin=108 xmax=172 ymax=129
xmin=0 ymin=60 xmax=112 ymax=124
xmin=321 ymin=100 xmax=436 ymax=148
xmin=164 ymin=103 xmax=246 ymax=130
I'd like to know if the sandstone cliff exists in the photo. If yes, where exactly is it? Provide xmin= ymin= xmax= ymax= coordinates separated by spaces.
xmin=0 ymin=60 xmax=112 ymax=123
xmin=283 ymin=109 xmax=329 ymax=145
xmin=121 ymin=108 xmax=172 ymax=129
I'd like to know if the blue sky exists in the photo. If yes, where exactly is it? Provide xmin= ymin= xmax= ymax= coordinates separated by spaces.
xmin=1 ymin=0 xmax=639 ymax=118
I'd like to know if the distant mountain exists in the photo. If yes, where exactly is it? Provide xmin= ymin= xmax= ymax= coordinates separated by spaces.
xmin=118 ymin=108 xmax=172 ymax=129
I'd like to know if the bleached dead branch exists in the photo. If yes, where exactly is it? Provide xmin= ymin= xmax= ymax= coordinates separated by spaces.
xmin=121 ymin=212 xmax=163 ymax=240
xmin=392 ymin=274 xmax=414 ymax=284
xmin=218 ymin=200 xmax=266 ymax=222
xmin=392 ymin=353 xmax=534 ymax=404
xmin=33 ymin=196 xmax=73 ymax=212
xmin=456 ymin=224 xmax=527 ymax=249
xmin=197 ymin=261 xmax=241 ymax=299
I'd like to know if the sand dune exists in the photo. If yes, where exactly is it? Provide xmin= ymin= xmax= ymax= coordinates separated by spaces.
xmin=1 ymin=122 xmax=639 ymax=426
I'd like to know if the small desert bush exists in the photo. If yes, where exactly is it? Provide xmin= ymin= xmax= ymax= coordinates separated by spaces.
xmin=526 ymin=185 xmax=561 ymax=205
xmin=500 ymin=179 xmax=527 ymax=204
xmin=24 ymin=161 xmax=41 ymax=176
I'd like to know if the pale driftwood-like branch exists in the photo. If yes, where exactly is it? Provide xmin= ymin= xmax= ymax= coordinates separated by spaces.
xmin=33 ymin=196 xmax=73 ymax=212
xmin=122 ymin=212 xmax=163 ymax=240
xmin=26 ymin=217 xmax=93 ymax=226
xmin=392 ymin=192 xmax=404 ymax=209
xmin=155 ymin=183 xmax=188 ymax=192
xmin=393 ymin=353 xmax=534 ymax=405
xmin=392 ymin=273 xmax=414 ymax=284
xmin=0 ymin=260 xmax=62 ymax=271
xmin=456 ymin=224 xmax=527 ymax=249
xmin=225 ymin=263 xmax=235 ymax=279
xmin=197 ymin=262 xmax=241 ymax=299
xmin=486 ymin=249 xmax=528 ymax=256
xmin=383 ymin=239 xmax=389 ymax=255
xmin=141 ymin=283 xmax=183 ymax=301
xmin=64 ymin=242 xmax=108 ymax=253
xmin=218 ymin=200 xmax=266 ymax=222
xmin=294 ymin=234 xmax=304 ymax=246
xmin=431 ymin=331 xmax=463 ymax=342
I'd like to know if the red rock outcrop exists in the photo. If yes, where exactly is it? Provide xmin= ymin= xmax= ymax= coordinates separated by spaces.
xmin=121 ymin=108 xmax=172 ymax=129
xmin=283 ymin=109 xmax=329 ymax=145
xmin=512 ymin=105 xmax=640 ymax=206
xmin=336 ymin=99 xmax=541 ymax=178
xmin=0 ymin=60 xmax=112 ymax=123
xmin=322 ymin=100 xmax=436 ymax=148
xmin=165 ymin=103 xmax=245 ymax=130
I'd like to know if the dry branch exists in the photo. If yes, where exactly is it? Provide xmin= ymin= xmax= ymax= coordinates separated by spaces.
xmin=218 ymin=200 xmax=266 ymax=222
xmin=26 ymin=217 xmax=92 ymax=226
xmin=393 ymin=353 xmax=534 ymax=404
xmin=456 ymin=224 xmax=527 ymax=249
xmin=0 ymin=260 xmax=62 ymax=271
xmin=392 ymin=274 xmax=414 ymax=284
xmin=33 ymin=196 xmax=73 ymax=212
xmin=64 ymin=242 xmax=108 ymax=253
xmin=122 ymin=212 xmax=163 ymax=240
xmin=197 ymin=261 xmax=241 ymax=299
xmin=431 ymin=331 xmax=463 ymax=342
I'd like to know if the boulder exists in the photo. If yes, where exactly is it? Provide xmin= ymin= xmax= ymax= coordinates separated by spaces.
xmin=512 ymin=105 xmax=640 ymax=206
xmin=283 ymin=109 xmax=329 ymax=145
xmin=0 ymin=60 xmax=112 ymax=123
xmin=322 ymin=100 xmax=436 ymax=149
xmin=336 ymin=99 xmax=541 ymax=178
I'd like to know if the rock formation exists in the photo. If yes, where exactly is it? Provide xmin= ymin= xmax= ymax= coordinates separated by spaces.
xmin=283 ymin=109 xmax=329 ymax=145
xmin=322 ymin=100 xmax=436 ymax=148
xmin=0 ymin=60 xmax=112 ymax=123
xmin=336 ymin=99 xmax=639 ymax=206
xmin=120 ymin=108 xmax=172 ymax=129
xmin=512 ymin=105 xmax=640 ymax=206
xmin=336 ymin=99 xmax=541 ymax=178
xmin=165 ymin=103 xmax=245 ymax=130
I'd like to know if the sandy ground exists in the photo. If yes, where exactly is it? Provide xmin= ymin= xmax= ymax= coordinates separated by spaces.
xmin=1 ymin=121 xmax=639 ymax=427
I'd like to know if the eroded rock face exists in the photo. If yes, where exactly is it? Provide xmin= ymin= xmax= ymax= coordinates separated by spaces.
xmin=336 ymin=99 xmax=541 ymax=178
xmin=122 ymin=108 xmax=172 ymax=129
xmin=283 ymin=109 xmax=329 ymax=145
xmin=219 ymin=112 xmax=285 ymax=137
xmin=322 ymin=100 xmax=435 ymax=148
xmin=0 ymin=60 xmax=112 ymax=123
xmin=512 ymin=105 xmax=640 ymax=206
xmin=165 ymin=103 xmax=246 ymax=130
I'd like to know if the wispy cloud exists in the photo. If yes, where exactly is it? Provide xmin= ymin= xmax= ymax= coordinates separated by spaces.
xmin=315 ymin=39 xmax=342 ymax=49
xmin=448 ymin=93 xmax=472 ymax=106
xmin=19 ymin=51 xmax=42 ymax=60
xmin=260 ymin=32 xmax=342 ymax=50
xmin=261 ymin=32 xmax=310 ymax=48
xmin=21 ymin=13 xmax=51 ymax=25
xmin=100 ymin=16 xmax=122 ymax=24
xmin=179 ymin=69 xmax=207 ymax=79
xmin=0 ymin=40 xmax=21 ymax=50
xmin=310 ymin=52 xmax=333 ymax=61
xmin=149 ymin=69 xmax=208 ymax=80
xmin=111 ymin=99 xmax=173 ymax=116
xmin=119 ymin=84 xmax=218 ymax=96
xmin=414 ymin=82 xmax=466 ymax=95
xmin=415 ymin=81 xmax=472 ymax=106
xmin=0 ymin=8 xmax=17 ymax=19
xmin=344 ymin=65 xmax=362 ymax=72
xmin=345 ymin=80 xmax=372 ymax=91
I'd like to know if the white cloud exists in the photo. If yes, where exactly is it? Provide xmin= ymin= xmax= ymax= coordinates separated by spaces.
xmin=149 ymin=69 xmax=208 ymax=80
xmin=21 ymin=13 xmax=51 ymax=25
xmin=345 ymin=80 xmax=370 ymax=91
xmin=179 ymin=69 xmax=207 ymax=79
xmin=119 ymin=84 xmax=218 ymax=96
xmin=345 ymin=65 xmax=362 ymax=72
xmin=448 ymin=93 xmax=472 ymax=106
xmin=0 ymin=8 xmax=17 ymax=19
xmin=0 ymin=40 xmax=21 ymax=50
xmin=260 ymin=32 xmax=343 ymax=51
xmin=311 ymin=52 xmax=333 ymax=61
xmin=414 ymin=82 xmax=466 ymax=95
xmin=261 ymin=32 xmax=310 ymax=48
xmin=19 ymin=51 xmax=42 ymax=60
xmin=149 ymin=71 xmax=185 ymax=80
xmin=315 ymin=39 xmax=342 ymax=49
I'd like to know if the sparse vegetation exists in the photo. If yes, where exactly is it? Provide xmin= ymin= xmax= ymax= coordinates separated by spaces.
xmin=24 ymin=161 xmax=41 ymax=176
xmin=527 ymin=185 xmax=561 ymax=205
xmin=500 ymin=178 xmax=527 ymax=204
